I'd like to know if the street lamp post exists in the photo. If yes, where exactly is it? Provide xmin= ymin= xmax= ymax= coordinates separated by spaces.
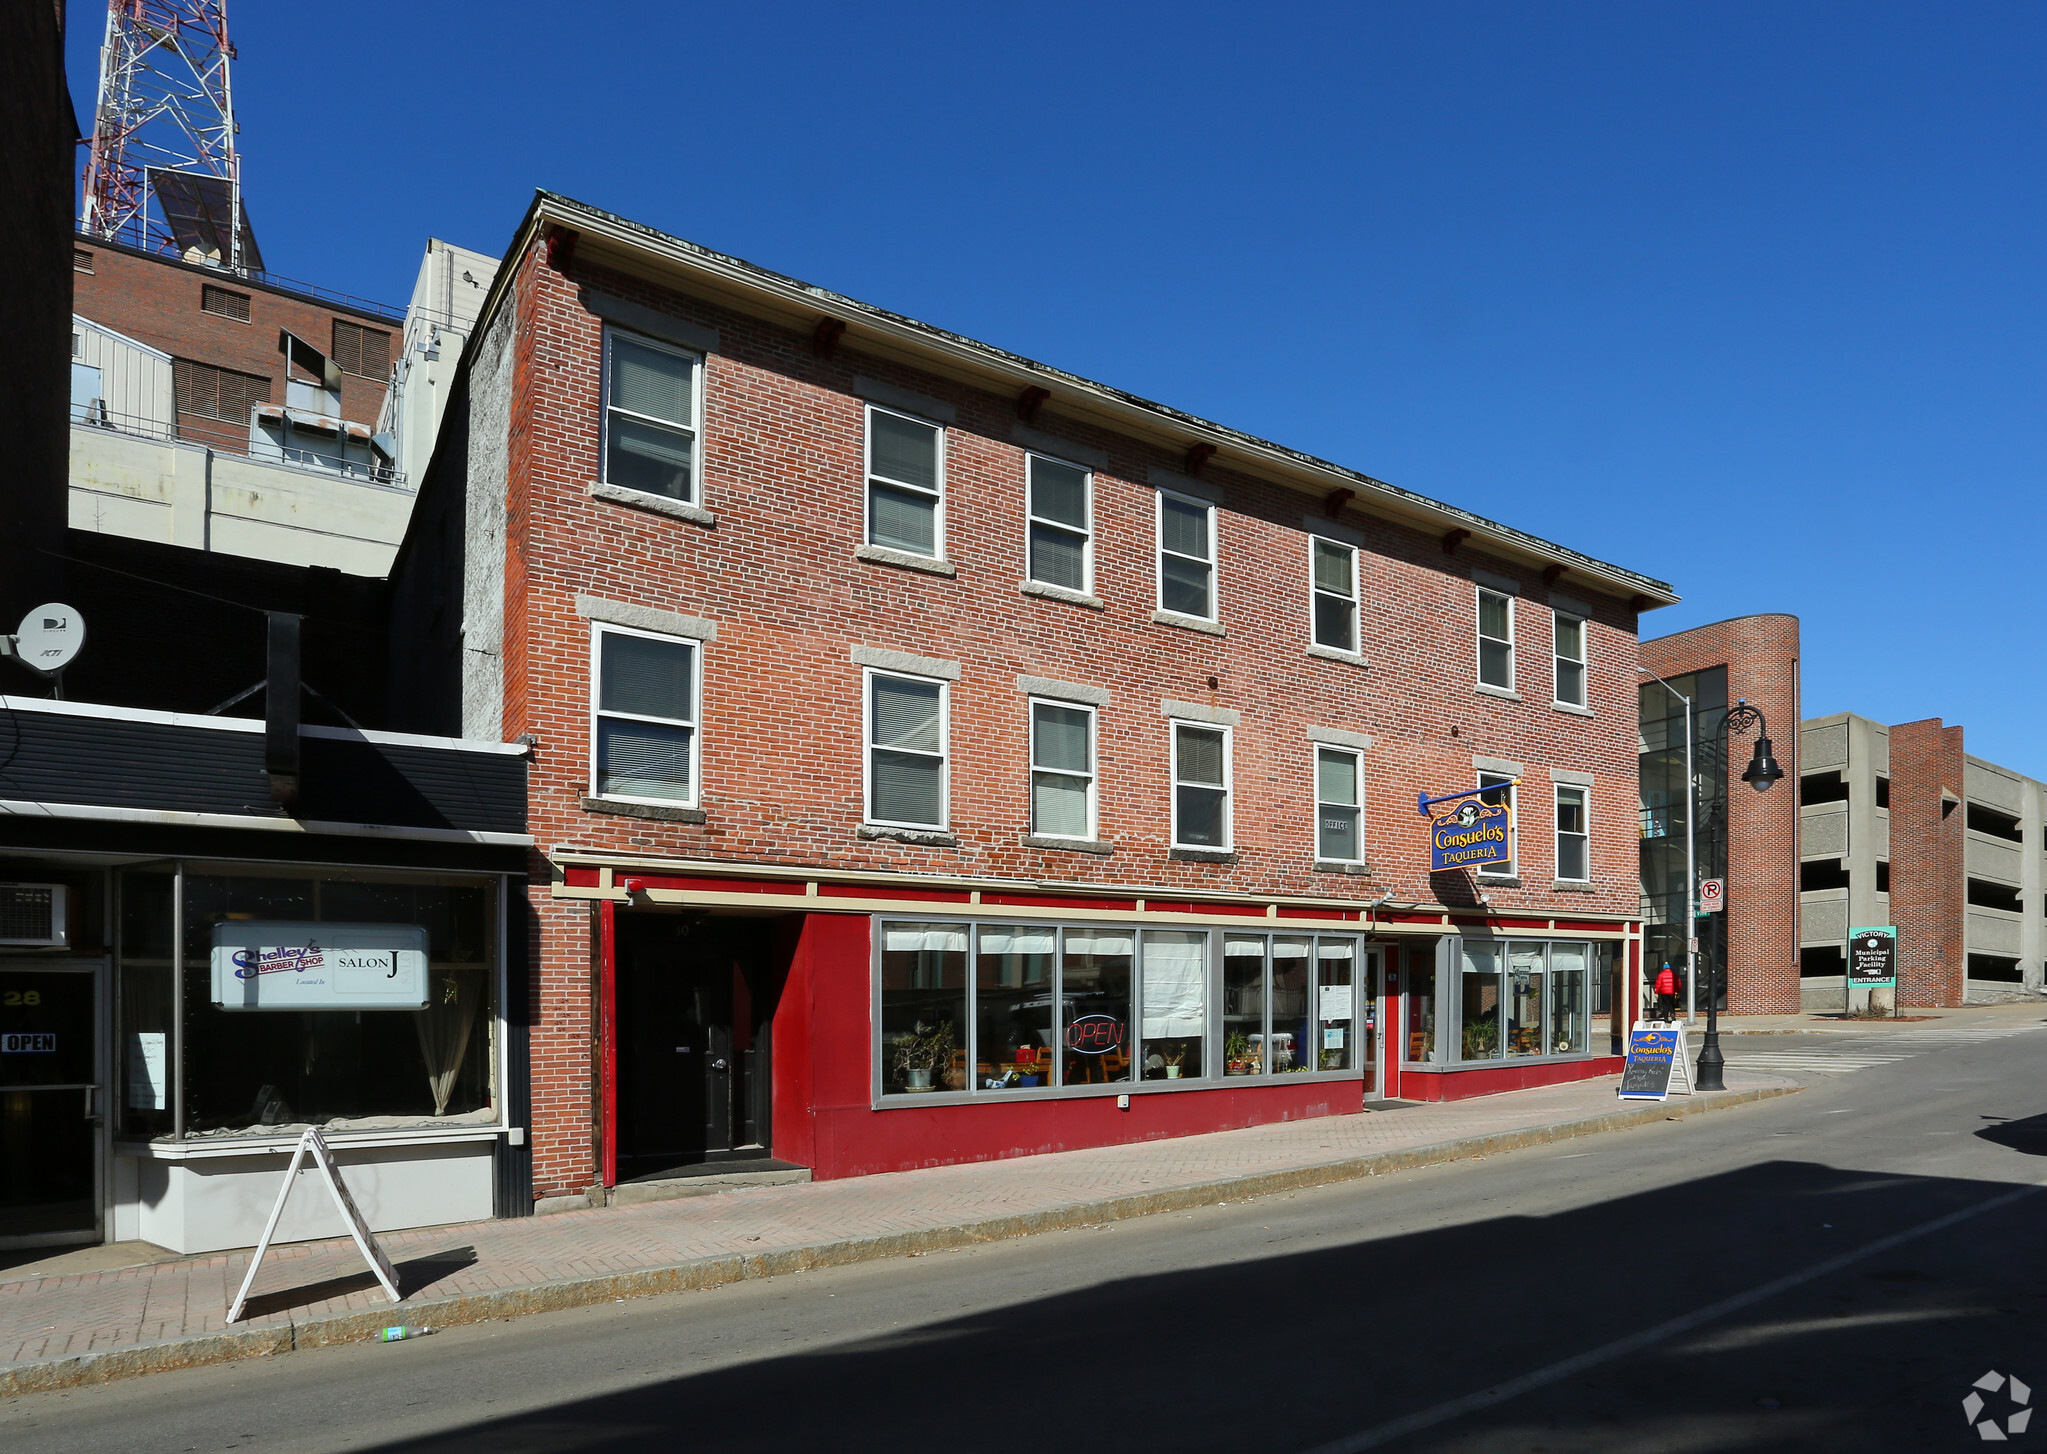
xmin=1695 ymin=697 xmax=1785 ymax=1091
xmin=1640 ymin=671 xmax=1697 ymax=1021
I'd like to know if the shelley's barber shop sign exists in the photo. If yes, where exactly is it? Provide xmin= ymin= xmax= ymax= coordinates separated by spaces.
xmin=1420 ymin=781 xmax=1514 ymax=871
xmin=211 ymin=922 xmax=431 ymax=1010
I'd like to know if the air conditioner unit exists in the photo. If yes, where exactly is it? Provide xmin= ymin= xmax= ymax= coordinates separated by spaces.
xmin=0 ymin=883 xmax=68 ymax=947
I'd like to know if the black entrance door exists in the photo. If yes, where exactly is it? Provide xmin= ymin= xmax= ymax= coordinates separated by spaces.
xmin=1 ymin=967 xmax=101 ymax=1244
xmin=615 ymin=915 xmax=777 ymax=1181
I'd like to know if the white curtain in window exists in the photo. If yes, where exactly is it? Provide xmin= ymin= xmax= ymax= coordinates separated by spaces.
xmin=1064 ymin=931 xmax=1134 ymax=958
xmin=1318 ymin=941 xmax=1355 ymax=961
xmin=979 ymin=927 xmax=1055 ymax=957
xmin=1224 ymin=938 xmax=1266 ymax=957
xmin=885 ymin=925 xmax=968 ymax=954
xmin=413 ymin=965 xmax=482 ymax=1117
xmin=1142 ymin=931 xmax=1207 ymax=1038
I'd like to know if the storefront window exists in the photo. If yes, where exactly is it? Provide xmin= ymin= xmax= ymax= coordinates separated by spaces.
xmin=1550 ymin=944 xmax=1588 ymax=1055
xmin=170 ymin=868 xmax=497 ymax=1138
xmin=1139 ymin=931 xmax=1206 ymax=1081
xmin=1223 ymin=936 xmax=1265 ymax=1075
xmin=976 ymin=926 xmax=1054 ymax=1089
xmin=117 ymin=870 xmax=176 ymax=1139
xmin=1316 ymin=941 xmax=1355 ymax=1071
xmin=1406 ymin=955 xmax=1438 ymax=1063
xmin=1507 ymin=943 xmax=1545 ymax=1057
xmin=1461 ymin=943 xmax=1502 ymax=1060
xmin=879 ymin=922 xmax=968 ymax=1095
xmin=1062 ymin=930 xmax=1133 ymax=1085
xmin=1271 ymin=937 xmax=1311 ymax=1073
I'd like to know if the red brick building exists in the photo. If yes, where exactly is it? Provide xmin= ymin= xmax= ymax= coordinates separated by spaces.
xmin=389 ymin=193 xmax=1679 ymax=1212
xmin=1639 ymin=615 xmax=1803 ymax=1016
xmin=71 ymin=235 xmax=398 ymax=452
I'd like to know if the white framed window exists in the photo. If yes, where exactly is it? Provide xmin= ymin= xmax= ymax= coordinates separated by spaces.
xmin=601 ymin=328 xmax=700 ymax=503
xmin=590 ymin=624 xmax=699 ymax=806
xmin=866 ymin=670 xmax=948 ymax=828
xmin=1477 ymin=771 xmax=1516 ymax=877
xmin=1029 ymin=699 xmax=1096 ymax=840
xmin=1310 ymin=538 xmax=1359 ymax=653
xmin=866 ymin=405 xmax=945 ymax=559
xmin=1026 ymin=454 xmax=1092 ymax=592
xmin=1172 ymin=722 xmax=1231 ymax=849
xmin=1315 ymin=746 xmax=1364 ymax=862
xmin=1156 ymin=490 xmax=1216 ymax=620
xmin=1477 ymin=588 xmax=1514 ymax=691
xmin=1553 ymin=611 xmax=1588 ymax=708
xmin=1556 ymin=784 xmax=1590 ymax=881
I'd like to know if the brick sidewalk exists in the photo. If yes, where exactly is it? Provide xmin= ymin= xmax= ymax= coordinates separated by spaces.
xmin=1 ymin=1069 xmax=1795 ymax=1395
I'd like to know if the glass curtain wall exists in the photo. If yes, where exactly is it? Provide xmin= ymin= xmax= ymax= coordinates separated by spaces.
xmin=1638 ymin=666 xmax=1728 ymax=1011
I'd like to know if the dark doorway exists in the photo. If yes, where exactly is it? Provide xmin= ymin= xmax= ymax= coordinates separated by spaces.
xmin=613 ymin=912 xmax=787 ymax=1182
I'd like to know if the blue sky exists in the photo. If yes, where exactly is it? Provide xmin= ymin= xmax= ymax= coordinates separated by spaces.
xmin=69 ymin=3 xmax=2047 ymax=771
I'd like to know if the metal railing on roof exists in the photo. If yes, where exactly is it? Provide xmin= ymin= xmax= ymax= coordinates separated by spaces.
xmin=69 ymin=400 xmax=408 ymax=488
xmin=76 ymin=226 xmax=406 ymax=325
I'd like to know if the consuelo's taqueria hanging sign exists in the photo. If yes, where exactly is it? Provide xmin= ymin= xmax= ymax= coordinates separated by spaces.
xmin=1418 ymin=781 xmax=1515 ymax=872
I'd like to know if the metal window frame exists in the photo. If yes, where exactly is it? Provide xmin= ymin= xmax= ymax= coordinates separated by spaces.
xmin=1170 ymin=720 xmax=1233 ymax=851
xmin=1313 ymin=743 xmax=1366 ymax=863
xmin=1476 ymin=586 xmax=1515 ymax=691
xmin=1555 ymin=782 xmax=1591 ymax=882
xmin=1475 ymin=770 xmax=1517 ymax=878
xmin=1439 ymin=935 xmax=1597 ymax=1067
xmin=588 ymin=621 xmax=702 ymax=810
xmin=1154 ymin=487 xmax=1218 ymax=621
xmin=1308 ymin=536 xmax=1360 ymax=652
xmin=863 ymin=667 xmax=951 ymax=830
xmin=1027 ymin=697 xmax=1097 ymax=841
xmin=1024 ymin=451 xmax=1094 ymax=593
xmin=864 ymin=402 xmax=947 ymax=559
xmin=1552 ymin=609 xmax=1588 ymax=708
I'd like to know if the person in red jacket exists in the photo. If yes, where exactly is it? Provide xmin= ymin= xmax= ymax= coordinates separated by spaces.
xmin=1653 ymin=963 xmax=1680 ymax=1021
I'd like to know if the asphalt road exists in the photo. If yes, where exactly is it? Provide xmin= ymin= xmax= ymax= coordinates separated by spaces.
xmin=7 ymin=1015 xmax=2047 ymax=1454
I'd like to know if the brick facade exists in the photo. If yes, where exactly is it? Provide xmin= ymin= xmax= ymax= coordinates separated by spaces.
xmin=70 ymin=237 xmax=395 ymax=447
xmin=395 ymin=199 xmax=1675 ymax=1201
xmin=1888 ymin=717 xmax=1967 ymax=1006
xmin=1640 ymin=615 xmax=1802 ymax=1014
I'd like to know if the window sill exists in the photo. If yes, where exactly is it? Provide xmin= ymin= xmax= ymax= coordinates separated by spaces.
xmin=1306 ymin=644 xmax=1369 ymax=668
xmin=872 ymin=1066 xmax=1364 ymax=1109
xmin=1023 ymin=834 xmax=1113 ymax=855
xmin=858 ymin=823 xmax=958 ymax=847
xmin=1151 ymin=609 xmax=1224 ymax=636
xmin=588 ymin=481 xmax=716 ymax=526
xmin=1551 ymin=701 xmax=1593 ymax=717
xmin=582 ymin=796 xmax=707 ymax=824
xmin=1170 ymin=846 xmax=1237 ymax=864
xmin=1314 ymin=860 xmax=1373 ymax=876
xmin=1474 ymin=875 xmax=1523 ymax=888
xmin=1552 ymin=879 xmax=1598 ymax=893
xmin=855 ymin=543 xmax=956 ymax=577
xmin=1399 ymin=1053 xmax=1604 ymax=1074
xmin=1475 ymin=683 xmax=1522 ymax=702
xmin=1020 ymin=580 xmax=1106 ymax=610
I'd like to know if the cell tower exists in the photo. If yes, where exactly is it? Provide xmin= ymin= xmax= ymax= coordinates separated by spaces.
xmin=79 ymin=0 xmax=262 ymax=274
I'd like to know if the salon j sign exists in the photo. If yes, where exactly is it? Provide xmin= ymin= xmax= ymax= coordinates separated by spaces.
xmin=1430 ymin=798 xmax=1511 ymax=872
xmin=210 ymin=921 xmax=431 ymax=1011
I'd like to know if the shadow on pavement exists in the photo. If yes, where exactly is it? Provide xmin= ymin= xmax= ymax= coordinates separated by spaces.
xmin=339 ymin=1155 xmax=2047 ymax=1454
xmin=238 ymin=1245 xmax=478 ymax=1321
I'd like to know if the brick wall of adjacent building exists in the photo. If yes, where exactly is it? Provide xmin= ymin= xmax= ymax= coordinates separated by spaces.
xmin=1888 ymin=717 xmax=1967 ymax=1006
xmin=402 ymin=222 xmax=1670 ymax=1200
xmin=70 ymin=238 xmax=396 ymax=448
xmin=1640 ymin=615 xmax=1802 ymax=1014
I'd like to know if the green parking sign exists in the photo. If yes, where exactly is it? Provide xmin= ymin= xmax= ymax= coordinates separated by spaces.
xmin=1847 ymin=926 xmax=1897 ymax=988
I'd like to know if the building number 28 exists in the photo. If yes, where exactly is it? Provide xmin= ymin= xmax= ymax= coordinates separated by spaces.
xmin=1 ymin=991 xmax=43 ymax=1007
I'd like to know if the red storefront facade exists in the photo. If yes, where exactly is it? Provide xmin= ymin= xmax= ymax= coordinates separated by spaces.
xmin=388 ymin=193 xmax=1672 ymax=1210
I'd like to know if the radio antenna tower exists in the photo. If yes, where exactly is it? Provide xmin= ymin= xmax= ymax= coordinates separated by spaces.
xmin=80 ymin=0 xmax=262 ymax=274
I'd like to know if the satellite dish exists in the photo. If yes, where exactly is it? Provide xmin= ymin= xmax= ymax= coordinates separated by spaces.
xmin=10 ymin=604 xmax=87 ymax=675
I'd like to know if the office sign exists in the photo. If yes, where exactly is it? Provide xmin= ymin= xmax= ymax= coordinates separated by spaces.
xmin=1847 ymin=926 xmax=1898 ymax=988
xmin=1429 ymin=798 xmax=1511 ymax=871
xmin=211 ymin=922 xmax=430 ymax=1010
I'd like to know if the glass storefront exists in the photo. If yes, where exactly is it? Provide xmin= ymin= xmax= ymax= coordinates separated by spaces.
xmin=1639 ymin=666 xmax=1728 ymax=1010
xmin=877 ymin=919 xmax=1371 ymax=1097
xmin=1405 ymin=938 xmax=1607 ymax=1066
xmin=117 ymin=864 xmax=502 ymax=1141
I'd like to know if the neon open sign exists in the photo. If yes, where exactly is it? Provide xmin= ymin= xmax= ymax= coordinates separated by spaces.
xmin=1064 ymin=1013 xmax=1124 ymax=1054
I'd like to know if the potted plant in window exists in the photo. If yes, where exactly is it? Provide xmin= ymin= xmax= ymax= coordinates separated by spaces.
xmin=1162 ymin=1042 xmax=1186 ymax=1079
xmin=892 ymin=1020 xmax=955 ymax=1091
xmin=1225 ymin=1029 xmax=1252 ymax=1076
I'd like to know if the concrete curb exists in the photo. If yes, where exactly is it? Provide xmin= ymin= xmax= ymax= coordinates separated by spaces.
xmin=0 ymin=1081 xmax=1797 ymax=1398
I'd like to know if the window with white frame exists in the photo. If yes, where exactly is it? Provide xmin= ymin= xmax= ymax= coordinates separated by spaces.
xmin=1172 ymin=723 xmax=1231 ymax=849
xmin=867 ymin=672 xmax=947 ymax=827
xmin=591 ymin=626 xmax=699 ymax=804
xmin=1477 ymin=772 xmax=1515 ymax=877
xmin=866 ymin=406 xmax=944 ymax=558
xmin=1556 ymin=784 xmax=1590 ymax=881
xmin=1477 ymin=588 xmax=1514 ymax=690
xmin=1554 ymin=611 xmax=1588 ymax=707
xmin=1026 ymin=454 xmax=1091 ymax=591
xmin=602 ymin=329 xmax=700 ymax=502
xmin=1316 ymin=746 xmax=1364 ymax=862
xmin=1029 ymin=700 xmax=1095 ymax=839
xmin=1157 ymin=491 xmax=1216 ymax=619
xmin=1310 ymin=538 xmax=1358 ymax=652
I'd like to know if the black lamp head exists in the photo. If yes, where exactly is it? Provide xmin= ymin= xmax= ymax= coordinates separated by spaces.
xmin=1742 ymin=736 xmax=1785 ymax=792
